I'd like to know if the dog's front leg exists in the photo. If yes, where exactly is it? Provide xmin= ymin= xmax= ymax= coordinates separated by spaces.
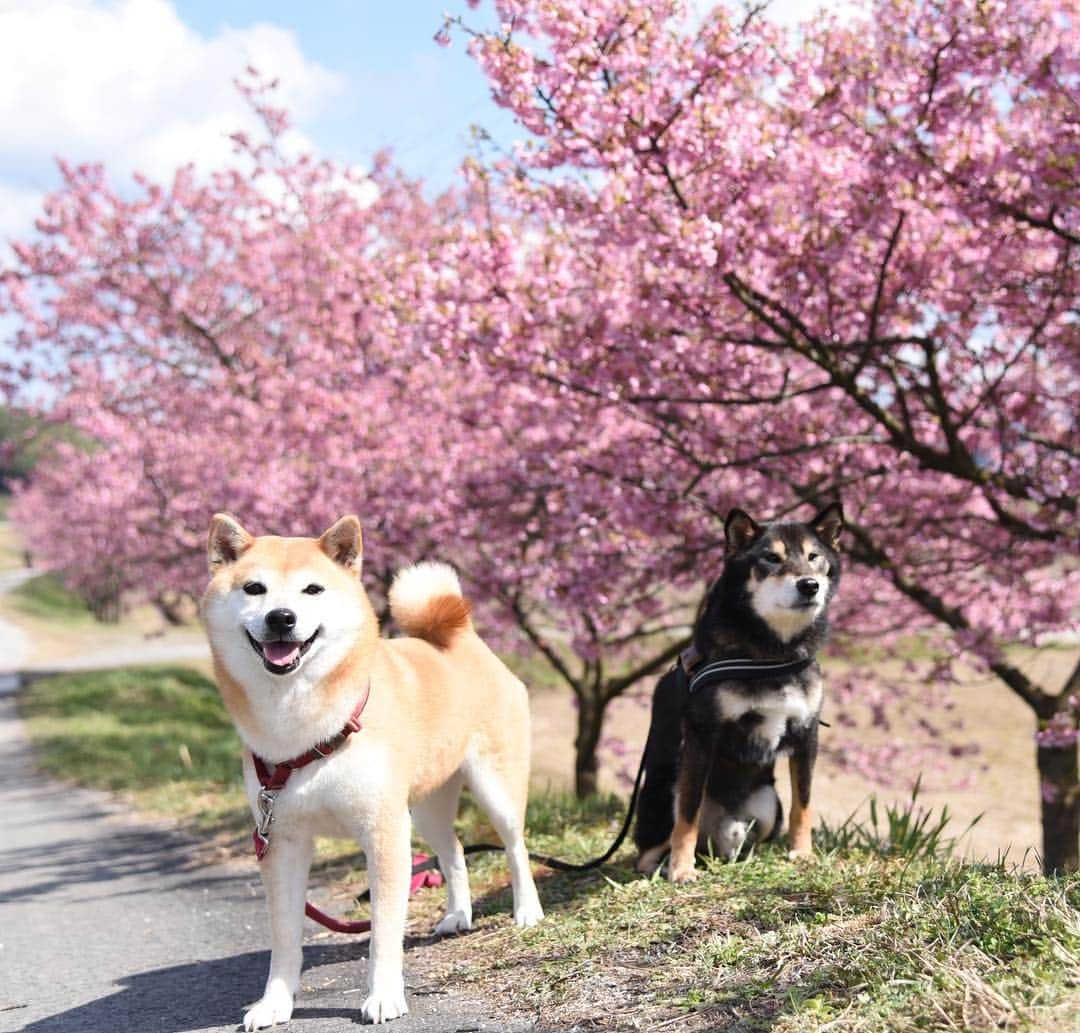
xmin=788 ymin=724 xmax=818 ymax=858
xmin=668 ymin=735 xmax=709 ymax=883
xmin=244 ymin=834 xmax=313 ymax=1031
xmin=360 ymin=807 xmax=412 ymax=1024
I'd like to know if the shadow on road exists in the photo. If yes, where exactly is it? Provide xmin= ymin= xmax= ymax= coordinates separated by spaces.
xmin=0 ymin=807 xmax=200 ymax=905
xmin=19 ymin=942 xmax=371 ymax=1033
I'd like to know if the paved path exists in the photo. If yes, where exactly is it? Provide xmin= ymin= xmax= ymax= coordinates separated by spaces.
xmin=0 ymin=577 xmax=533 ymax=1033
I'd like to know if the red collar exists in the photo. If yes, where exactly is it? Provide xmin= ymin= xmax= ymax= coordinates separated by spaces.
xmin=252 ymin=682 xmax=370 ymax=789
xmin=251 ymin=683 xmax=370 ymax=860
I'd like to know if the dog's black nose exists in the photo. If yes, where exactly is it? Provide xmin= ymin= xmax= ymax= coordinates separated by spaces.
xmin=265 ymin=608 xmax=297 ymax=634
xmin=796 ymin=578 xmax=820 ymax=599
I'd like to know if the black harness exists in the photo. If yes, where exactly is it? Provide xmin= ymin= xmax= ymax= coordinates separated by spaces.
xmin=687 ymin=654 xmax=815 ymax=694
xmin=677 ymin=647 xmax=828 ymax=726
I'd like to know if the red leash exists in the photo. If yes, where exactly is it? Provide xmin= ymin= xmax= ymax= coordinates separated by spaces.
xmin=304 ymin=857 xmax=444 ymax=934
xmin=250 ymin=683 xmax=442 ymax=935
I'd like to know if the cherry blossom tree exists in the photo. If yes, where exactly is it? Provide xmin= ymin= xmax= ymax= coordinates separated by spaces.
xmin=450 ymin=0 xmax=1079 ymax=868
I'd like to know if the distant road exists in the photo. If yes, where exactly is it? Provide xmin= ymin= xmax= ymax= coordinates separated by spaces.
xmin=0 ymin=563 xmax=212 ymax=674
xmin=0 ymin=568 xmax=34 ymax=693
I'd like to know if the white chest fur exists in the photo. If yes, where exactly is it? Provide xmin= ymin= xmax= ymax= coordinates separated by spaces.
xmin=243 ymin=738 xmax=393 ymax=844
xmin=714 ymin=676 xmax=823 ymax=752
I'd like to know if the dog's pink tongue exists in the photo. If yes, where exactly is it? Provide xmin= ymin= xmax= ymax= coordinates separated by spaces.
xmin=263 ymin=641 xmax=301 ymax=666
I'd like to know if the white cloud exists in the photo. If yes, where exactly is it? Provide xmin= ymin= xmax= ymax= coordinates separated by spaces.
xmin=0 ymin=183 xmax=48 ymax=242
xmin=0 ymin=0 xmax=343 ymax=240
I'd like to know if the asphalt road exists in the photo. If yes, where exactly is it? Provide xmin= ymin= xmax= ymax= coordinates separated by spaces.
xmin=0 ymin=576 xmax=534 ymax=1033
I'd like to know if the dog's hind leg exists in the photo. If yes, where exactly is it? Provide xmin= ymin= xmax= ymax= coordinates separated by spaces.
xmin=788 ymin=723 xmax=818 ymax=857
xmin=244 ymin=834 xmax=313 ymax=1031
xmin=411 ymin=771 xmax=472 ymax=935
xmin=464 ymin=755 xmax=544 ymax=928
xmin=635 ymin=842 xmax=669 ymax=876
xmin=669 ymin=736 xmax=710 ymax=883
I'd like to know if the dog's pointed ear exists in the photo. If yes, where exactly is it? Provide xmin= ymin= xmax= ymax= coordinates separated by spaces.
xmin=208 ymin=513 xmax=254 ymax=572
xmin=810 ymin=501 xmax=844 ymax=550
xmin=724 ymin=509 xmax=760 ymax=556
xmin=319 ymin=515 xmax=363 ymax=572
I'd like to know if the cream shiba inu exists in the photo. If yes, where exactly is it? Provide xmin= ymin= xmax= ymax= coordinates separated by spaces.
xmin=201 ymin=514 xmax=543 ymax=1028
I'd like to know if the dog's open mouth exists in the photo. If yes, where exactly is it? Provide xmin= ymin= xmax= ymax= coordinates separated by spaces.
xmin=246 ymin=628 xmax=321 ymax=675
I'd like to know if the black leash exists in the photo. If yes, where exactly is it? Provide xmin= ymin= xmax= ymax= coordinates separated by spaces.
xmin=354 ymin=743 xmax=648 ymax=906
xmin=513 ymin=741 xmax=647 ymax=873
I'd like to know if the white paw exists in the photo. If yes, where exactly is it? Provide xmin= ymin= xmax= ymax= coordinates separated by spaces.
xmin=513 ymin=897 xmax=544 ymax=928
xmin=243 ymin=985 xmax=294 ymax=1030
xmin=360 ymin=986 xmax=409 ymax=1024
xmin=635 ymin=846 xmax=667 ymax=875
xmin=719 ymin=826 xmax=751 ymax=861
xmin=668 ymin=864 xmax=700 ymax=884
xmin=434 ymin=909 xmax=472 ymax=935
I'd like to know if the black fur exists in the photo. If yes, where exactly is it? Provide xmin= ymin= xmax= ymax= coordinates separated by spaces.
xmin=634 ymin=502 xmax=843 ymax=862
xmin=635 ymin=664 xmax=689 ymax=850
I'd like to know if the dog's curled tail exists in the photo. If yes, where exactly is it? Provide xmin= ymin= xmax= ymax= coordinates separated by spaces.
xmin=389 ymin=562 xmax=472 ymax=649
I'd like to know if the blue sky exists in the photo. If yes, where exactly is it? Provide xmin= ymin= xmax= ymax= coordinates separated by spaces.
xmin=175 ymin=0 xmax=517 ymax=185
xmin=0 ymin=0 xmax=842 ymax=391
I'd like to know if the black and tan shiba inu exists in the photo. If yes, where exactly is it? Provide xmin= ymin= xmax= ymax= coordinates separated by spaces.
xmin=634 ymin=503 xmax=843 ymax=881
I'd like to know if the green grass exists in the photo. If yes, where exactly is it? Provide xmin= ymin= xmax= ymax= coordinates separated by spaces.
xmin=9 ymin=571 xmax=94 ymax=621
xmin=19 ymin=666 xmax=1080 ymax=1032
xmin=422 ymin=836 xmax=1079 ymax=1032
xmin=20 ymin=665 xmax=248 ymax=831
xmin=0 ymin=515 xmax=27 ymax=570
xmin=817 ymin=775 xmax=982 ymax=862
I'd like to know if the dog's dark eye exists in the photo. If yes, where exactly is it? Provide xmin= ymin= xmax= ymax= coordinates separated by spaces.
xmin=243 ymin=581 xmax=267 ymax=595
xmin=302 ymin=584 xmax=325 ymax=596
xmin=761 ymin=551 xmax=782 ymax=564
xmin=808 ymin=552 xmax=820 ymax=562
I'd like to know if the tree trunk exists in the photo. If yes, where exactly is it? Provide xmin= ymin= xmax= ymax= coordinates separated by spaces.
xmin=1037 ymin=740 xmax=1079 ymax=874
xmin=87 ymin=585 xmax=121 ymax=623
xmin=153 ymin=592 xmax=193 ymax=626
xmin=573 ymin=690 xmax=606 ymax=798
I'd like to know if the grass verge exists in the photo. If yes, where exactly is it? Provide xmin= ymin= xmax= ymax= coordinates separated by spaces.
xmin=20 ymin=665 xmax=249 ymax=834
xmin=9 ymin=571 xmax=93 ymax=621
xmin=19 ymin=666 xmax=1080 ymax=1032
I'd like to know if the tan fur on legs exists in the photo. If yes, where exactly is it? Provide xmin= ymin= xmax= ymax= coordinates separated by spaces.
xmin=242 ymin=834 xmax=313 ymax=1032
xmin=411 ymin=773 xmax=471 ymax=935
xmin=360 ymin=807 xmax=412 ymax=1023
xmin=668 ymin=741 xmax=708 ymax=882
xmin=668 ymin=793 xmax=703 ymax=884
xmin=788 ymin=756 xmax=814 ymax=858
